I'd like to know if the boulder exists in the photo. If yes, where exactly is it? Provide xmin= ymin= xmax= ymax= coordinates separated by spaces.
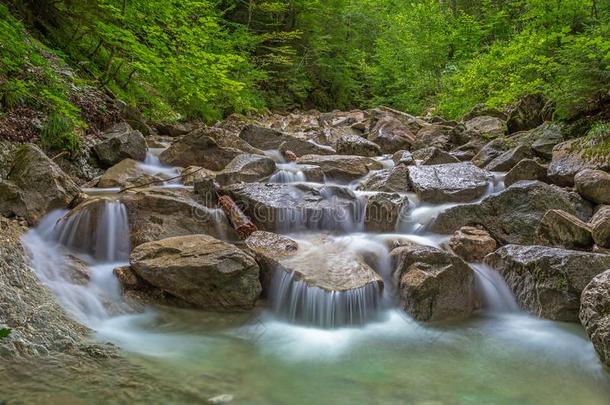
xmin=392 ymin=246 xmax=475 ymax=321
xmin=296 ymin=154 xmax=383 ymax=181
xmin=406 ymin=162 xmax=491 ymax=203
xmin=411 ymin=124 xmax=453 ymax=151
xmin=485 ymin=144 xmax=531 ymax=172
xmin=367 ymin=116 xmax=416 ymax=153
xmin=448 ymin=226 xmax=497 ymax=262
xmin=119 ymin=188 xmax=235 ymax=246
xmin=224 ymin=182 xmax=364 ymax=232
xmin=278 ymin=138 xmax=336 ymax=157
xmin=0 ymin=144 xmax=80 ymax=225
xmin=181 ymin=165 xmax=216 ymax=186
xmin=463 ymin=116 xmax=506 ymax=138
xmin=246 ymin=231 xmax=382 ymax=293
xmin=506 ymin=94 xmax=553 ymax=133
xmin=239 ymin=124 xmax=296 ymax=150
xmin=156 ymin=122 xmax=195 ymax=137
xmin=245 ymin=231 xmax=383 ymax=326
xmin=471 ymin=138 xmax=511 ymax=168
xmin=198 ymin=127 xmax=264 ymax=155
xmin=97 ymin=159 xmax=164 ymax=188
xmin=130 ymin=235 xmax=261 ymax=311
xmin=364 ymin=192 xmax=409 ymax=232
xmin=335 ymin=135 xmax=381 ymax=157
xmin=548 ymin=138 xmax=610 ymax=187
xmin=574 ymin=169 xmax=610 ymax=205
xmin=360 ymin=165 xmax=408 ymax=192
xmin=430 ymin=181 xmax=593 ymax=244
xmin=356 ymin=165 xmax=410 ymax=193
xmin=535 ymin=209 xmax=593 ymax=249
xmin=93 ymin=122 xmax=147 ymax=167
xmin=590 ymin=206 xmax=610 ymax=248
xmin=412 ymin=147 xmax=459 ymax=165
xmin=159 ymin=132 xmax=243 ymax=171
xmin=580 ymin=270 xmax=610 ymax=367
xmin=369 ymin=108 xmax=424 ymax=134
xmin=485 ymin=245 xmax=610 ymax=321
xmin=392 ymin=150 xmax=415 ymax=166
xmin=215 ymin=154 xmax=276 ymax=186
xmin=530 ymin=123 xmax=565 ymax=159
xmin=504 ymin=159 xmax=548 ymax=187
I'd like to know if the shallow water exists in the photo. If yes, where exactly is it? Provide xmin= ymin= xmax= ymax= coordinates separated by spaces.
xmin=89 ymin=308 xmax=610 ymax=404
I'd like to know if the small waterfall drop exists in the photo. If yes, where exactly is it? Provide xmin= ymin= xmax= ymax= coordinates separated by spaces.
xmin=269 ymin=271 xmax=381 ymax=328
xmin=471 ymin=263 xmax=519 ymax=313
xmin=21 ymin=200 xmax=132 ymax=325
xmin=140 ymin=149 xmax=181 ymax=185
xmin=269 ymin=163 xmax=306 ymax=183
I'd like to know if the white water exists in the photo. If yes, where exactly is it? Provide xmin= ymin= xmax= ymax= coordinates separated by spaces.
xmin=269 ymin=163 xmax=307 ymax=183
xmin=140 ymin=149 xmax=181 ymax=185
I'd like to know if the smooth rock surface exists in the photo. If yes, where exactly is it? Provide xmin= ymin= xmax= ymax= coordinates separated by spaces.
xmin=574 ymin=169 xmax=610 ymax=205
xmin=448 ymin=226 xmax=497 ymax=262
xmin=536 ymin=209 xmax=593 ymax=249
xmin=130 ymin=235 xmax=262 ymax=311
xmin=504 ymin=158 xmax=548 ymax=187
xmin=215 ymin=154 xmax=276 ymax=186
xmin=485 ymin=245 xmax=610 ymax=321
xmin=590 ymin=206 xmax=610 ymax=248
xmin=430 ymin=181 xmax=593 ymax=244
xmin=580 ymin=270 xmax=610 ymax=367
xmin=335 ymin=135 xmax=381 ymax=157
xmin=407 ymin=162 xmax=491 ymax=203
xmin=297 ymin=154 xmax=383 ymax=181
xmin=367 ymin=116 xmax=415 ymax=153
xmin=356 ymin=165 xmax=410 ymax=193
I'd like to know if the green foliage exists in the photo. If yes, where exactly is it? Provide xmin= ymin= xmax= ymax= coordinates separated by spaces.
xmin=580 ymin=121 xmax=610 ymax=160
xmin=40 ymin=113 xmax=81 ymax=152
xmin=0 ymin=328 xmax=11 ymax=339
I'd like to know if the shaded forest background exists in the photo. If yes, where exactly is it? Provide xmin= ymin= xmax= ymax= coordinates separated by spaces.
xmin=0 ymin=0 xmax=608 ymax=150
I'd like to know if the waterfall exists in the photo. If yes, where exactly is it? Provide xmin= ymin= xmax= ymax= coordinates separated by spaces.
xmin=269 ymin=163 xmax=306 ymax=183
xmin=140 ymin=150 xmax=181 ymax=185
xmin=268 ymin=269 xmax=381 ymax=328
xmin=21 ymin=200 xmax=132 ymax=325
xmin=471 ymin=263 xmax=519 ymax=313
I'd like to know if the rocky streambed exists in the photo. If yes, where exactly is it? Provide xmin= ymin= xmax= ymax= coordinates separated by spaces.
xmin=1 ymin=103 xmax=610 ymax=403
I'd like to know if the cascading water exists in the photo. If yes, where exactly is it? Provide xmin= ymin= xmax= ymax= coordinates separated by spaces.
xmin=141 ymin=149 xmax=181 ymax=185
xmin=269 ymin=163 xmax=307 ymax=183
xmin=471 ymin=263 xmax=519 ymax=313
xmin=269 ymin=270 xmax=381 ymax=328
xmin=21 ymin=200 xmax=131 ymax=325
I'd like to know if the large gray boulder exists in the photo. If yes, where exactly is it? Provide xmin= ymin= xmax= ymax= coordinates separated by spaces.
xmin=590 ymin=206 xmax=610 ymax=248
xmin=580 ymin=270 xmax=610 ymax=367
xmin=159 ymin=132 xmax=243 ymax=171
xmin=535 ymin=209 xmax=593 ymax=249
xmin=215 ymin=154 xmax=276 ymax=186
xmin=278 ymin=138 xmax=336 ymax=157
xmin=463 ymin=116 xmax=506 ymax=138
xmin=117 ymin=188 xmax=235 ymax=246
xmin=430 ymin=181 xmax=593 ymax=244
xmin=130 ymin=235 xmax=262 ymax=311
xmin=0 ymin=144 xmax=80 ymax=225
xmin=224 ymin=182 xmax=364 ymax=232
xmin=486 ymin=245 xmax=610 ymax=321
xmin=407 ymin=162 xmax=491 ymax=203
xmin=239 ymin=124 xmax=335 ymax=156
xmin=391 ymin=246 xmax=475 ymax=322
xmin=485 ymin=144 xmax=531 ymax=172
xmin=471 ymin=138 xmax=512 ymax=168
xmin=364 ymin=192 xmax=409 ymax=232
xmin=411 ymin=124 xmax=453 ymax=151
xmin=504 ymin=158 xmax=548 ymax=187
xmin=574 ymin=169 xmax=610 ymax=205
xmin=548 ymin=138 xmax=610 ymax=187
xmin=367 ymin=116 xmax=415 ymax=153
xmin=93 ymin=122 xmax=146 ymax=167
xmin=335 ymin=135 xmax=381 ymax=157
xmin=297 ymin=154 xmax=383 ymax=181
xmin=530 ymin=123 xmax=565 ymax=159
xmin=356 ymin=165 xmax=411 ymax=193
xmin=412 ymin=147 xmax=459 ymax=165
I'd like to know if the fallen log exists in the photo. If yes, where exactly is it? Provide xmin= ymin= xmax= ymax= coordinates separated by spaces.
xmin=218 ymin=195 xmax=258 ymax=239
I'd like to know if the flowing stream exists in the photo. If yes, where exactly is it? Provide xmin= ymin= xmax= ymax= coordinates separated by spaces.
xmin=17 ymin=147 xmax=610 ymax=403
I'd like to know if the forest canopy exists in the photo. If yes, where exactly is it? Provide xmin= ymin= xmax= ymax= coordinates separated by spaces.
xmin=1 ymin=0 xmax=609 ymax=126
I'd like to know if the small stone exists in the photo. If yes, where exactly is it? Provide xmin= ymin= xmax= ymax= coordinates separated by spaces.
xmin=448 ymin=226 xmax=497 ymax=262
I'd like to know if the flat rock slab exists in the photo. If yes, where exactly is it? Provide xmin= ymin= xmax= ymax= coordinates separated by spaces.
xmin=297 ymin=154 xmax=384 ymax=181
xmin=485 ymin=245 xmax=610 ymax=321
xmin=407 ymin=162 xmax=492 ymax=203
xmin=224 ymin=182 xmax=365 ymax=232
